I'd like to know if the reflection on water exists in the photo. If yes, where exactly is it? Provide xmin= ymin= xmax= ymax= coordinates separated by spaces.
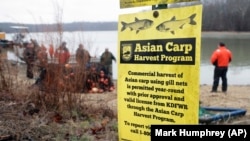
xmin=4 ymin=32 xmax=250 ymax=85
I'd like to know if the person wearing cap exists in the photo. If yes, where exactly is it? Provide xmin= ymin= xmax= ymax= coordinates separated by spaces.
xmin=210 ymin=42 xmax=233 ymax=93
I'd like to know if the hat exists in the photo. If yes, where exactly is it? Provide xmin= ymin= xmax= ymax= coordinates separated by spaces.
xmin=219 ymin=42 xmax=225 ymax=47
xmin=62 ymin=41 xmax=66 ymax=46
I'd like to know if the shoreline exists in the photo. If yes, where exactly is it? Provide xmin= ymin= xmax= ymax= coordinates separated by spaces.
xmin=4 ymin=61 xmax=250 ymax=87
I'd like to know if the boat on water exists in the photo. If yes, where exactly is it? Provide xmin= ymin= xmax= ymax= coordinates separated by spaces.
xmin=0 ymin=26 xmax=32 ymax=64
xmin=10 ymin=26 xmax=30 ymax=62
xmin=0 ymin=31 xmax=14 ymax=60
xmin=0 ymin=26 xmax=30 ymax=63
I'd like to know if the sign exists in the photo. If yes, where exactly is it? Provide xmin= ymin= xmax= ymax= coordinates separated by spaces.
xmin=120 ymin=0 xmax=199 ymax=8
xmin=118 ymin=4 xmax=203 ymax=141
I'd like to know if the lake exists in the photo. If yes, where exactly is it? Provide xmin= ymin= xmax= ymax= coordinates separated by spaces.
xmin=5 ymin=31 xmax=250 ymax=85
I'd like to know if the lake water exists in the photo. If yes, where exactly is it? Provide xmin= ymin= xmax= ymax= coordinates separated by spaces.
xmin=5 ymin=31 xmax=250 ymax=85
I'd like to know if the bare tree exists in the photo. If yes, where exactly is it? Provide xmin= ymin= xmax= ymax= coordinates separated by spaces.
xmin=52 ymin=0 xmax=64 ymax=46
xmin=202 ymin=0 xmax=250 ymax=31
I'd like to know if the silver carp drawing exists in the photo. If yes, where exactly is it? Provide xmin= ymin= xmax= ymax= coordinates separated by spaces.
xmin=121 ymin=18 xmax=154 ymax=34
xmin=156 ymin=13 xmax=197 ymax=34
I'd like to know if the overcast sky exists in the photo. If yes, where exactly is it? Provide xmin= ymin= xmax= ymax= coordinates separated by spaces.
xmin=0 ymin=0 xmax=150 ymax=24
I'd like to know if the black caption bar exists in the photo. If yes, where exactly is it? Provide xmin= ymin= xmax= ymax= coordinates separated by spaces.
xmin=151 ymin=125 xmax=250 ymax=140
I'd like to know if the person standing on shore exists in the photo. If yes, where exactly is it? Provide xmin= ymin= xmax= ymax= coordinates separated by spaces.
xmin=100 ymin=48 xmax=116 ymax=79
xmin=49 ymin=44 xmax=54 ymax=59
xmin=34 ymin=44 xmax=48 ymax=86
xmin=75 ymin=43 xmax=91 ymax=70
xmin=54 ymin=42 xmax=70 ymax=65
xmin=210 ymin=42 xmax=232 ymax=93
xmin=23 ymin=42 xmax=36 ymax=79
xmin=37 ymin=44 xmax=48 ymax=68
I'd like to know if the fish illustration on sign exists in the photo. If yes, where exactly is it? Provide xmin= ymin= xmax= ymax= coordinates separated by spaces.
xmin=156 ymin=13 xmax=197 ymax=35
xmin=121 ymin=18 xmax=154 ymax=34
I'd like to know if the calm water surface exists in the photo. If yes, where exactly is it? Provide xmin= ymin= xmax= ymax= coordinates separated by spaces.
xmin=6 ymin=31 xmax=250 ymax=85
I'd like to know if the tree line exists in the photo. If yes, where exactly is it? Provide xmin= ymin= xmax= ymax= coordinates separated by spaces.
xmin=1 ymin=0 xmax=250 ymax=33
xmin=0 ymin=22 xmax=118 ymax=33
xmin=202 ymin=0 xmax=250 ymax=31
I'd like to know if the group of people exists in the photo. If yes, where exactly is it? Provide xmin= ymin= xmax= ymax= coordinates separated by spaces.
xmin=74 ymin=44 xmax=116 ymax=93
xmin=75 ymin=44 xmax=116 ymax=93
xmin=22 ymin=40 xmax=116 ymax=93
xmin=0 ymin=37 xmax=235 ymax=94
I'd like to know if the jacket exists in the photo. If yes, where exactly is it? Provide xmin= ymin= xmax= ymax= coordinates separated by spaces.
xmin=100 ymin=51 xmax=116 ymax=65
xmin=210 ymin=46 xmax=232 ymax=67
xmin=54 ymin=47 xmax=70 ymax=65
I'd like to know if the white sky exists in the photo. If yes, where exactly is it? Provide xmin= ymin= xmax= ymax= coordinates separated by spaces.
xmin=0 ymin=0 xmax=150 ymax=24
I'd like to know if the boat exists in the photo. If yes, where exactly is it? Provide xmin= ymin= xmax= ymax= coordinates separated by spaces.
xmin=0 ymin=32 xmax=12 ymax=60
xmin=9 ymin=26 xmax=30 ymax=63
xmin=0 ymin=32 xmax=10 ymax=48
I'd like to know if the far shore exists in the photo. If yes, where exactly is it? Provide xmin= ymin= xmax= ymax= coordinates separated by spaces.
xmin=202 ymin=31 xmax=250 ymax=39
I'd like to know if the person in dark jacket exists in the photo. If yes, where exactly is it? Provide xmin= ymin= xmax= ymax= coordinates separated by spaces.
xmin=23 ymin=42 xmax=36 ymax=79
xmin=210 ymin=42 xmax=233 ymax=93
xmin=100 ymin=48 xmax=116 ymax=78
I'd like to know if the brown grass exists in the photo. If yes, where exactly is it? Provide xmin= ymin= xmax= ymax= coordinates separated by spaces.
xmin=0 ymin=60 xmax=118 ymax=141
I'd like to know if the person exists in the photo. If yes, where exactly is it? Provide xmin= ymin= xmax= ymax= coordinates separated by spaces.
xmin=49 ymin=44 xmax=54 ymax=59
xmin=100 ymin=48 xmax=116 ymax=78
xmin=75 ymin=43 xmax=91 ymax=70
xmin=30 ymin=39 xmax=40 ymax=54
xmin=98 ymin=70 xmax=115 ymax=93
xmin=85 ymin=64 xmax=100 ymax=93
xmin=210 ymin=42 xmax=232 ymax=93
xmin=23 ymin=42 xmax=36 ymax=79
xmin=54 ymin=42 xmax=70 ymax=65
xmin=34 ymin=44 xmax=48 ymax=85
xmin=37 ymin=44 xmax=48 ymax=64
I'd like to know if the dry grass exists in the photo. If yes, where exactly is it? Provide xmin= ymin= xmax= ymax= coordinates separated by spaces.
xmin=0 ymin=1 xmax=120 ymax=140
xmin=0 ymin=60 xmax=118 ymax=141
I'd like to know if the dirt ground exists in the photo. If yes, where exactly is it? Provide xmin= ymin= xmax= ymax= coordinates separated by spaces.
xmin=83 ymin=84 xmax=250 ymax=125
xmin=1 ymin=62 xmax=250 ymax=141
xmin=108 ymin=84 xmax=250 ymax=125
xmin=199 ymin=84 xmax=250 ymax=124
